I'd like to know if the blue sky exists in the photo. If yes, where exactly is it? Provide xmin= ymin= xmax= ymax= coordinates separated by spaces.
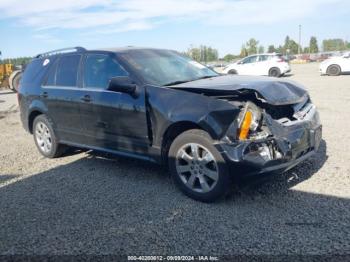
xmin=0 ymin=0 xmax=349 ymax=58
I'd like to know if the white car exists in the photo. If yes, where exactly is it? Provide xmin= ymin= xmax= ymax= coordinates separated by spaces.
xmin=319 ymin=52 xmax=350 ymax=76
xmin=222 ymin=54 xmax=291 ymax=77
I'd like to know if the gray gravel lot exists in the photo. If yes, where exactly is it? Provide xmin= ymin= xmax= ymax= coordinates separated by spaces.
xmin=0 ymin=63 xmax=349 ymax=256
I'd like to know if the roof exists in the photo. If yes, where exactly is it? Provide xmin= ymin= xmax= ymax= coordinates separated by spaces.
xmin=35 ymin=46 xmax=171 ymax=58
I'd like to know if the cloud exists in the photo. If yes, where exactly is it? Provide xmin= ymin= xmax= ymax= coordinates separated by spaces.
xmin=0 ymin=0 xmax=346 ymax=33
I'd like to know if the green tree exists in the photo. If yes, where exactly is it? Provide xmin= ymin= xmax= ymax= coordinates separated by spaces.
xmin=0 ymin=56 xmax=32 ymax=66
xmin=284 ymin=36 xmax=291 ymax=52
xmin=223 ymin=54 xmax=236 ymax=62
xmin=283 ymin=35 xmax=300 ymax=54
xmin=303 ymin=47 xmax=310 ymax=53
xmin=275 ymin=45 xmax=284 ymax=54
xmin=309 ymin=36 xmax=319 ymax=53
xmin=258 ymin=46 xmax=265 ymax=54
xmin=246 ymin=38 xmax=259 ymax=55
xmin=267 ymin=45 xmax=276 ymax=53
xmin=186 ymin=45 xmax=218 ymax=62
xmin=322 ymin=39 xmax=346 ymax=51
xmin=240 ymin=45 xmax=248 ymax=57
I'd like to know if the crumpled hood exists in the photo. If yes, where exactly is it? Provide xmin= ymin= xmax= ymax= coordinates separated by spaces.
xmin=170 ymin=75 xmax=308 ymax=105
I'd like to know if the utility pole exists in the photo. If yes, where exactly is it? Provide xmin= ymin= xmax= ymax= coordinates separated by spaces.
xmin=298 ymin=24 xmax=302 ymax=55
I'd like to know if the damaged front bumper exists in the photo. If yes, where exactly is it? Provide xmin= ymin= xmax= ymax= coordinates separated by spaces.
xmin=217 ymin=104 xmax=322 ymax=176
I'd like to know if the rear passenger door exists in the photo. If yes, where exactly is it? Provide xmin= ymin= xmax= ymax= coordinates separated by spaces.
xmin=238 ymin=56 xmax=258 ymax=75
xmin=256 ymin=55 xmax=270 ymax=75
xmin=79 ymin=53 xmax=149 ymax=154
xmin=42 ymin=54 xmax=85 ymax=142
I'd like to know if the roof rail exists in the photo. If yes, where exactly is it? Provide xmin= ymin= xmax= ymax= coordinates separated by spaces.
xmin=35 ymin=46 xmax=86 ymax=58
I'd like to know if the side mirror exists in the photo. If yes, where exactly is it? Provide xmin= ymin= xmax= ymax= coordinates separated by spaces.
xmin=107 ymin=76 xmax=137 ymax=95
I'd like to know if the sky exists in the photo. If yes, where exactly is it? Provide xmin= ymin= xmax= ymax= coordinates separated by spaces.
xmin=0 ymin=0 xmax=349 ymax=58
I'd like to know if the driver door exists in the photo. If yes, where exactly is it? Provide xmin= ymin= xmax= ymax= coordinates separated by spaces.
xmin=79 ymin=53 xmax=149 ymax=154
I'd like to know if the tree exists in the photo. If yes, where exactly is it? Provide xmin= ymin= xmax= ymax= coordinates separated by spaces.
xmin=223 ymin=54 xmax=236 ymax=62
xmin=322 ymin=39 xmax=346 ymax=51
xmin=283 ymin=35 xmax=300 ymax=54
xmin=185 ymin=45 xmax=218 ymax=62
xmin=284 ymin=36 xmax=291 ymax=52
xmin=246 ymin=38 xmax=259 ymax=55
xmin=0 ymin=56 xmax=32 ymax=66
xmin=240 ymin=45 xmax=248 ymax=57
xmin=303 ymin=47 xmax=310 ymax=53
xmin=275 ymin=45 xmax=284 ymax=54
xmin=258 ymin=46 xmax=265 ymax=54
xmin=309 ymin=36 xmax=319 ymax=53
xmin=267 ymin=45 xmax=276 ymax=53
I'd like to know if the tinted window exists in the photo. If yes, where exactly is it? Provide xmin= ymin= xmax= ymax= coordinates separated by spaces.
xmin=21 ymin=59 xmax=43 ymax=84
xmin=258 ymin=55 xmax=269 ymax=62
xmin=84 ymin=54 xmax=128 ymax=89
xmin=45 ymin=60 xmax=58 ymax=86
xmin=56 ymin=55 xmax=81 ymax=87
xmin=242 ymin=56 xmax=257 ymax=64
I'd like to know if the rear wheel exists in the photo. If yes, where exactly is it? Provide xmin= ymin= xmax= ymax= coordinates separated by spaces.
xmin=327 ymin=64 xmax=341 ymax=76
xmin=228 ymin=69 xmax=237 ymax=74
xmin=168 ymin=129 xmax=230 ymax=202
xmin=269 ymin=67 xmax=281 ymax=77
xmin=33 ymin=115 xmax=65 ymax=158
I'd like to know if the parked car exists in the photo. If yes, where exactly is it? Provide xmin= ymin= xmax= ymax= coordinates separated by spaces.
xmin=19 ymin=47 xmax=322 ymax=202
xmin=319 ymin=52 xmax=350 ymax=76
xmin=222 ymin=53 xmax=291 ymax=77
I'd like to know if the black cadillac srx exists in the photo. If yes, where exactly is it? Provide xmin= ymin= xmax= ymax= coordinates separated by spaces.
xmin=18 ymin=47 xmax=322 ymax=202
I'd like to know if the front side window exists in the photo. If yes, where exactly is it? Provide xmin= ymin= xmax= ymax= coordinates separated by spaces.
xmin=242 ymin=56 xmax=257 ymax=64
xmin=56 ymin=55 xmax=81 ymax=87
xmin=83 ymin=54 xmax=129 ymax=89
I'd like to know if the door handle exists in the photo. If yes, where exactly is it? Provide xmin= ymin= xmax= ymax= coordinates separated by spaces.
xmin=40 ymin=92 xmax=48 ymax=98
xmin=81 ymin=95 xmax=91 ymax=102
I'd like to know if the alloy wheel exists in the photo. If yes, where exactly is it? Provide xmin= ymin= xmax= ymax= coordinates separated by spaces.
xmin=35 ymin=121 xmax=52 ymax=153
xmin=175 ymin=143 xmax=219 ymax=193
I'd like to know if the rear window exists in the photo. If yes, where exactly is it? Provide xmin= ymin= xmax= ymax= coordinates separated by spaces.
xmin=56 ymin=55 xmax=81 ymax=87
xmin=21 ymin=59 xmax=43 ymax=84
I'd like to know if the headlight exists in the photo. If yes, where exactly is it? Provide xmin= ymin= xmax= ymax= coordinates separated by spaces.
xmin=237 ymin=102 xmax=261 ymax=140
xmin=238 ymin=110 xmax=252 ymax=140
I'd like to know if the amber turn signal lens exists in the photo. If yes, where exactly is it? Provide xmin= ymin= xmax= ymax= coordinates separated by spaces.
xmin=238 ymin=111 xmax=252 ymax=140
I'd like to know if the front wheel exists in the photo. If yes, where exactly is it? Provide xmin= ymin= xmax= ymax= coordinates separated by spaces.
xmin=33 ymin=115 xmax=65 ymax=158
xmin=228 ymin=69 xmax=237 ymax=74
xmin=168 ymin=129 xmax=231 ymax=202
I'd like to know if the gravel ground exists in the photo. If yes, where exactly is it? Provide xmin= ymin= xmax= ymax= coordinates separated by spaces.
xmin=0 ymin=63 xmax=349 ymax=257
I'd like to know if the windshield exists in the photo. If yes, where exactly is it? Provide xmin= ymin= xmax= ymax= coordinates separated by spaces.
xmin=119 ymin=49 xmax=218 ymax=86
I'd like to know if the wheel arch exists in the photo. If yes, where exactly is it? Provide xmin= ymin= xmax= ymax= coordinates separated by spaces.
xmin=160 ymin=121 xmax=204 ymax=164
xmin=28 ymin=110 xmax=44 ymax=134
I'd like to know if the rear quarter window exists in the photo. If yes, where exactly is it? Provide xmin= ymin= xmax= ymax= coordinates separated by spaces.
xmin=21 ymin=59 xmax=44 ymax=84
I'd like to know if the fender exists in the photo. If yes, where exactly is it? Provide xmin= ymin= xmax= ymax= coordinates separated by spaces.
xmin=145 ymin=85 xmax=240 ymax=148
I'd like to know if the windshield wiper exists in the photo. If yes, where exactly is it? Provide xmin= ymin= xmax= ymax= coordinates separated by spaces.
xmin=194 ymin=75 xmax=219 ymax=81
xmin=163 ymin=75 xmax=219 ymax=86
xmin=163 ymin=80 xmax=192 ymax=86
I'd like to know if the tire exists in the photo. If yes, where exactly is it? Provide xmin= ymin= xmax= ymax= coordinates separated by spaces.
xmin=228 ymin=69 xmax=237 ymax=74
xmin=168 ymin=129 xmax=230 ymax=202
xmin=269 ymin=67 xmax=281 ymax=77
xmin=11 ymin=72 xmax=21 ymax=93
xmin=327 ymin=64 xmax=341 ymax=76
xmin=33 ymin=114 xmax=65 ymax=158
